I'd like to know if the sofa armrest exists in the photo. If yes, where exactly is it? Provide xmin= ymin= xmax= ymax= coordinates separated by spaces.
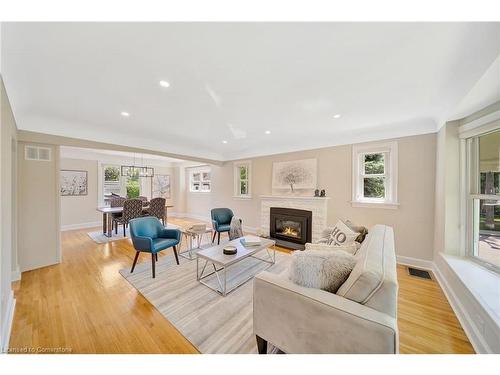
xmin=253 ymin=271 xmax=398 ymax=354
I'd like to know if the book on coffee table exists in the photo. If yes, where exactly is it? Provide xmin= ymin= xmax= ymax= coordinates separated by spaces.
xmin=239 ymin=235 xmax=262 ymax=247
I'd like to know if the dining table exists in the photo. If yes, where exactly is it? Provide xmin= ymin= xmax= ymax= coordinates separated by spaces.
xmin=96 ymin=204 xmax=174 ymax=237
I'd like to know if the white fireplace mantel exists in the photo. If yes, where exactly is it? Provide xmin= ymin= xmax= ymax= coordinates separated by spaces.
xmin=260 ymin=195 xmax=329 ymax=243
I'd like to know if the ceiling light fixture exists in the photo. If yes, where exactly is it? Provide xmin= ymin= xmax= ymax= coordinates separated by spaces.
xmin=121 ymin=111 xmax=130 ymax=117
xmin=265 ymin=130 xmax=271 ymax=134
xmin=159 ymin=80 xmax=170 ymax=88
xmin=222 ymin=140 xmax=228 ymax=144
xmin=333 ymin=114 xmax=341 ymax=119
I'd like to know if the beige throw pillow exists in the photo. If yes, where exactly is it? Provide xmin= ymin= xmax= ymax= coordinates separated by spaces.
xmin=289 ymin=250 xmax=357 ymax=293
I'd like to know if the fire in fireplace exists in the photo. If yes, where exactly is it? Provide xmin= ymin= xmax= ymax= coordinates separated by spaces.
xmin=270 ymin=207 xmax=312 ymax=250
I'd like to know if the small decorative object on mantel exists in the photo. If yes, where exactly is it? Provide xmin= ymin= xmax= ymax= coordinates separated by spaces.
xmin=320 ymin=189 xmax=326 ymax=197
xmin=314 ymin=189 xmax=320 ymax=197
xmin=223 ymin=245 xmax=237 ymax=255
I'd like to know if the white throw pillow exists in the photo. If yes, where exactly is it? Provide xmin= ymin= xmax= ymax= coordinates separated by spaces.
xmin=317 ymin=220 xmax=359 ymax=247
xmin=288 ymin=250 xmax=357 ymax=293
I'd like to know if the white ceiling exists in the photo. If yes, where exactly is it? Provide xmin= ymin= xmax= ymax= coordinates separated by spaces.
xmin=2 ymin=22 xmax=499 ymax=161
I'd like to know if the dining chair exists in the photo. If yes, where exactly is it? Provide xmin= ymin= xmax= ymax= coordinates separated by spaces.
xmin=129 ymin=217 xmax=181 ymax=278
xmin=138 ymin=196 xmax=149 ymax=206
xmin=211 ymin=208 xmax=234 ymax=244
xmin=110 ymin=197 xmax=127 ymax=231
xmin=113 ymin=198 xmax=143 ymax=237
xmin=148 ymin=197 xmax=166 ymax=224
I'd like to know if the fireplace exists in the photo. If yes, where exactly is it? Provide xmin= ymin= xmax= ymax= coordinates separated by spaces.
xmin=270 ymin=207 xmax=312 ymax=250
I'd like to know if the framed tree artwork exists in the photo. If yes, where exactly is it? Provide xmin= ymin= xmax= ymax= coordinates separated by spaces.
xmin=60 ymin=170 xmax=88 ymax=196
xmin=272 ymin=158 xmax=317 ymax=192
xmin=152 ymin=174 xmax=171 ymax=199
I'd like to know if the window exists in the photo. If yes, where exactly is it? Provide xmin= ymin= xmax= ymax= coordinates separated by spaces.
xmin=101 ymin=164 xmax=143 ymax=203
xmin=465 ymin=129 xmax=500 ymax=269
xmin=189 ymin=167 xmax=211 ymax=192
xmin=352 ymin=142 xmax=398 ymax=208
xmin=103 ymin=165 xmax=121 ymax=196
xmin=234 ymin=161 xmax=251 ymax=198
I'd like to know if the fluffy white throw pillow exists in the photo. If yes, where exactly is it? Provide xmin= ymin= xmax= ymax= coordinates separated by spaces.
xmin=305 ymin=242 xmax=359 ymax=254
xmin=288 ymin=250 xmax=357 ymax=293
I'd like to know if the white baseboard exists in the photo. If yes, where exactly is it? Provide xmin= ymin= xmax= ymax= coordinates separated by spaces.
xmin=61 ymin=221 xmax=101 ymax=231
xmin=11 ymin=266 xmax=21 ymax=282
xmin=396 ymin=255 xmax=434 ymax=270
xmin=1 ymin=290 xmax=16 ymax=353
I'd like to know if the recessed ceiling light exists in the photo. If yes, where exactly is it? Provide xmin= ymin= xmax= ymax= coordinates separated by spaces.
xmin=265 ymin=130 xmax=271 ymax=134
xmin=159 ymin=80 xmax=170 ymax=88
xmin=121 ymin=111 xmax=130 ymax=117
xmin=333 ymin=114 xmax=341 ymax=119
xmin=222 ymin=140 xmax=228 ymax=144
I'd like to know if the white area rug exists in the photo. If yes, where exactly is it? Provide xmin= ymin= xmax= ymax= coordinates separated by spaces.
xmin=119 ymin=248 xmax=290 ymax=353
xmin=87 ymin=223 xmax=180 ymax=244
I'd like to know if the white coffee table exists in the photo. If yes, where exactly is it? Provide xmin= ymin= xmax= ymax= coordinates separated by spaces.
xmin=196 ymin=236 xmax=276 ymax=296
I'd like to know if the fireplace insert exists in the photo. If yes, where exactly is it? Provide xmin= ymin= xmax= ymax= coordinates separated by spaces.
xmin=270 ymin=207 xmax=312 ymax=250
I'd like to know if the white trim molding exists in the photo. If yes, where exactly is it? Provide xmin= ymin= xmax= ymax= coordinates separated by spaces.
xmin=61 ymin=221 xmax=102 ymax=231
xmin=351 ymin=141 xmax=399 ymax=209
xmin=1 ymin=291 xmax=16 ymax=353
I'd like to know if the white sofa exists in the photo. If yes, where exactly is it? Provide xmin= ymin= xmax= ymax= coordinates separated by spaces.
xmin=253 ymin=224 xmax=399 ymax=354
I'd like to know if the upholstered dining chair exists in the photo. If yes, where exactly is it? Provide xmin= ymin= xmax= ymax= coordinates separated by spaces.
xmin=148 ymin=197 xmax=166 ymax=224
xmin=110 ymin=197 xmax=127 ymax=231
xmin=211 ymin=208 xmax=234 ymax=245
xmin=113 ymin=198 xmax=143 ymax=237
xmin=129 ymin=217 xmax=180 ymax=278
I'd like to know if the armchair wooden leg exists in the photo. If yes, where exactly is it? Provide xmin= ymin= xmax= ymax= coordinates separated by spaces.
xmin=256 ymin=335 xmax=267 ymax=354
xmin=155 ymin=253 xmax=158 ymax=262
xmin=151 ymin=253 xmax=156 ymax=278
xmin=173 ymin=245 xmax=180 ymax=265
xmin=212 ymin=231 xmax=217 ymax=243
xmin=217 ymin=232 xmax=221 ymax=245
xmin=130 ymin=251 xmax=140 ymax=273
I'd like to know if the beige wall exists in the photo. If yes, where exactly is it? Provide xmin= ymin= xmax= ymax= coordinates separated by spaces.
xmin=1 ymin=76 xmax=18 ymax=348
xmin=60 ymin=157 xmax=177 ymax=228
xmin=184 ymin=133 xmax=437 ymax=261
xmin=60 ymin=158 xmax=100 ymax=228
xmin=17 ymin=142 xmax=60 ymax=271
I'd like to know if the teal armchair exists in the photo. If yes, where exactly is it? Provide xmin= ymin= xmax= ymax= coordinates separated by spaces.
xmin=211 ymin=208 xmax=234 ymax=244
xmin=129 ymin=217 xmax=180 ymax=278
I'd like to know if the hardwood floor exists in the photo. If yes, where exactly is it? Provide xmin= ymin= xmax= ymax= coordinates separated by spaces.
xmin=10 ymin=217 xmax=474 ymax=354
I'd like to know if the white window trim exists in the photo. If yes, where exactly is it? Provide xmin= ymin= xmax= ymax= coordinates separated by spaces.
xmin=233 ymin=160 xmax=252 ymax=199
xmin=188 ymin=166 xmax=211 ymax=193
xmin=351 ymin=141 xmax=399 ymax=209
xmin=461 ymin=123 xmax=500 ymax=272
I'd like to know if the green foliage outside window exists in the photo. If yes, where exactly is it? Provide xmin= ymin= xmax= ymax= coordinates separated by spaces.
xmin=126 ymin=169 xmax=140 ymax=198
xmin=104 ymin=166 xmax=120 ymax=181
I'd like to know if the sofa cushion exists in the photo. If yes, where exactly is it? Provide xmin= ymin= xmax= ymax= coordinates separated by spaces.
xmin=336 ymin=225 xmax=398 ymax=317
xmin=289 ymin=250 xmax=356 ymax=293
xmin=305 ymin=242 xmax=359 ymax=255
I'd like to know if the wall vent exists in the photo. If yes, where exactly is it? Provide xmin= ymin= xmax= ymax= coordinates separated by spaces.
xmin=25 ymin=145 xmax=51 ymax=161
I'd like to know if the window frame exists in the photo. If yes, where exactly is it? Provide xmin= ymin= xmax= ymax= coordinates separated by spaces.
xmin=189 ymin=166 xmax=211 ymax=193
xmin=351 ymin=141 xmax=399 ymax=209
xmin=461 ymin=124 xmax=500 ymax=272
xmin=233 ymin=161 xmax=252 ymax=199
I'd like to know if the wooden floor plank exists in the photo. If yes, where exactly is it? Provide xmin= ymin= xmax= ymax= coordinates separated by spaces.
xmin=9 ymin=217 xmax=474 ymax=354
